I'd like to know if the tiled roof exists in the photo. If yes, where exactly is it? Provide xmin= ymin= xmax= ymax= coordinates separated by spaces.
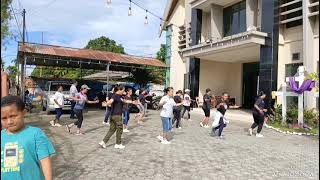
xmin=18 ymin=42 xmax=167 ymax=68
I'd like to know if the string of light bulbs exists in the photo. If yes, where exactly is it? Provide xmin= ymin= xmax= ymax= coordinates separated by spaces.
xmin=106 ymin=0 xmax=180 ymax=31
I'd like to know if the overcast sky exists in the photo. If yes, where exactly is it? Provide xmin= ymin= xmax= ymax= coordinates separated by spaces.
xmin=2 ymin=0 xmax=167 ymax=68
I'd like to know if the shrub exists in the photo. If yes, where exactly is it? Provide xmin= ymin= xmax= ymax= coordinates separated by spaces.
xmin=304 ymin=109 xmax=319 ymax=127
xmin=273 ymin=104 xmax=319 ymax=128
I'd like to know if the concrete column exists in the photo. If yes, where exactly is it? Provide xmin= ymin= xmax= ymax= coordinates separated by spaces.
xmin=257 ymin=0 xmax=262 ymax=29
xmin=246 ymin=0 xmax=257 ymax=31
xmin=210 ymin=4 xmax=223 ymax=39
xmin=303 ymin=0 xmax=315 ymax=109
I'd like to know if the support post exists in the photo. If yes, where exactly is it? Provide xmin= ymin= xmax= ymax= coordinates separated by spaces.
xmin=297 ymin=66 xmax=305 ymax=125
xmin=21 ymin=9 xmax=26 ymax=99
xmin=281 ymin=83 xmax=287 ymax=124
xmin=106 ymin=62 xmax=110 ymax=97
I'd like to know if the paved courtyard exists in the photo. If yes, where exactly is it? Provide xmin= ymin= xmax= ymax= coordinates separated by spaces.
xmin=25 ymin=109 xmax=319 ymax=180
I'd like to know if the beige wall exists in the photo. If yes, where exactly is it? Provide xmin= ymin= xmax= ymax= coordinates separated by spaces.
xmin=167 ymin=0 xmax=186 ymax=91
xmin=201 ymin=12 xmax=211 ymax=43
xmin=277 ymin=25 xmax=303 ymax=90
xmin=314 ymin=17 xmax=319 ymax=66
xmin=199 ymin=60 xmax=242 ymax=105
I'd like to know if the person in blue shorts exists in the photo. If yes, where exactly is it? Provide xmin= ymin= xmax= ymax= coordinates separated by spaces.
xmin=1 ymin=96 xmax=56 ymax=180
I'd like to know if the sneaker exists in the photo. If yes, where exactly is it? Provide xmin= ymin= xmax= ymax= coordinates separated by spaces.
xmin=104 ymin=122 xmax=110 ymax=126
xmin=218 ymin=135 xmax=224 ymax=139
xmin=248 ymin=128 xmax=253 ymax=136
xmin=157 ymin=135 xmax=163 ymax=141
xmin=66 ymin=125 xmax=71 ymax=134
xmin=49 ymin=120 xmax=55 ymax=127
xmin=54 ymin=122 xmax=62 ymax=127
xmin=178 ymin=127 xmax=182 ymax=129
xmin=200 ymin=122 xmax=204 ymax=127
xmin=256 ymin=133 xmax=263 ymax=138
xmin=161 ymin=140 xmax=171 ymax=145
xmin=75 ymin=132 xmax=84 ymax=136
xmin=123 ymin=129 xmax=130 ymax=133
xmin=204 ymin=125 xmax=210 ymax=128
xmin=114 ymin=144 xmax=125 ymax=149
xmin=99 ymin=141 xmax=107 ymax=149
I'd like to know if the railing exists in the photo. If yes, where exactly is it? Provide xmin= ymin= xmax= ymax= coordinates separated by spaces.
xmin=182 ymin=28 xmax=266 ymax=51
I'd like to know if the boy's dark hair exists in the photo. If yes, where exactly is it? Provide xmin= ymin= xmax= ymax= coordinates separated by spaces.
xmin=176 ymin=90 xmax=182 ymax=94
xmin=114 ymin=85 xmax=125 ymax=92
xmin=206 ymin=88 xmax=211 ymax=93
xmin=164 ymin=87 xmax=173 ymax=94
xmin=126 ymin=88 xmax=132 ymax=92
xmin=1 ymin=96 xmax=25 ymax=111
xmin=258 ymin=91 xmax=266 ymax=97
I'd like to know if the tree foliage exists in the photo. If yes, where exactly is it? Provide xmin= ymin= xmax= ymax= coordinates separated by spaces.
xmin=156 ymin=44 xmax=166 ymax=63
xmin=1 ymin=0 xmax=13 ymax=47
xmin=85 ymin=36 xmax=125 ymax=54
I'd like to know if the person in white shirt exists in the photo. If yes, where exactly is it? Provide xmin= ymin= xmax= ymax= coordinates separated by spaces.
xmin=50 ymin=86 xmax=64 ymax=127
xmin=181 ymin=89 xmax=192 ymax=121
xmin=69 ymin=80 xmax=78 ymax=119
xmin=157 ymin=87 xmax=183 ymax=145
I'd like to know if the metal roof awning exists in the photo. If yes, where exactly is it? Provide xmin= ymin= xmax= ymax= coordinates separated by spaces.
xmin=17 ymin=42 xmax=168 ymax=71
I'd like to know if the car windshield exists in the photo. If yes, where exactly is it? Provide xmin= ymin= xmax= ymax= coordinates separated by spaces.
xmin=50 ymin=83 xmax=72 ymax=92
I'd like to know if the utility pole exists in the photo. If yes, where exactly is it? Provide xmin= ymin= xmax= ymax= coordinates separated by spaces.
xmin=40 ymin=32 xmax=43 ymax=77
xmin=21 ymin=9 xmax=26 ymax=98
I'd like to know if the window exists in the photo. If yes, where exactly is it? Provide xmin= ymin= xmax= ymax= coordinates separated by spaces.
xmin=285 ymin=63 xmax=303 ymax=77
xmin=223 ymin=1 xmax=246 ymax=37
xmin=292 ymin=53 xmax=300 ymax=61
xmin=285 ymin=63 xmax=303 ymax=106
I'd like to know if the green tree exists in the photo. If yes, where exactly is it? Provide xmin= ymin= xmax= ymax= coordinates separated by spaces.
xmin=1 ymin=0 xmax=13 ymax=47
xmin=6 ymin=65 xmax=18 ymax=79
xmin=156 ymin=44 xmax=166 ymax=62
xmin=85 ymin=36 xmax=125 ymax=54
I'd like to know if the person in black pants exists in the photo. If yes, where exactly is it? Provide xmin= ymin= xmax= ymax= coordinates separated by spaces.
xmin=200 ymin=88 xmax=212 ymax=128
xmin=173 ymin=90 xmax=183 ymax=129
xmin=103 ymin=88 xmax=114 ymax=125
xmin=249 ymin=91 xmax=267 ymax=137
xmin=69 ymin=80 xmax=78 ymax=119
xmin=99 ymin=85 xmax=137 ymax=149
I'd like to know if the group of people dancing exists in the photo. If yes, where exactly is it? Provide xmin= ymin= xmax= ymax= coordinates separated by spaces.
xmin=39 ymin=79 xmax=270 ymax=148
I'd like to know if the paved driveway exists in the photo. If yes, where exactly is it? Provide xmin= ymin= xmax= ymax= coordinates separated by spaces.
xmin=25 ymin=109 xmax=319 ymax=180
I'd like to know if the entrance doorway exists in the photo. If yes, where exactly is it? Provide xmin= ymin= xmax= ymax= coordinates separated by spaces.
xmin=242 ymin=62 xmax=259 ymax=108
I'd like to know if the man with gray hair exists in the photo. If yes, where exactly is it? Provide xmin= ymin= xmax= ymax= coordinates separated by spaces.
xmin=69 ymin=80 xmax=78 ymax=119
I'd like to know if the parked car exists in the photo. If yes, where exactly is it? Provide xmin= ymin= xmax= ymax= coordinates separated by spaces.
xmin=42 ymin=81 xmax=72 ymax=114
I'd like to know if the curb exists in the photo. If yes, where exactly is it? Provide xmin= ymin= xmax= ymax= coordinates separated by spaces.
xmin=265 ymin=124 xmax=319 ymax=136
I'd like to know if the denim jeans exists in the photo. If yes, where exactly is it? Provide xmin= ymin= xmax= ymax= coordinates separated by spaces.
xmin=70 ymin=101 xmax=76 ymax=118
xmin=161 ymin=117 xmax=171 ymax=132
xmin=55 ymin=108 xmax=63 ymax=120
xmin=123 ymin=111 xmax=130 ymax=125
xmin=104 ymin=106 xmax=112 ymax=123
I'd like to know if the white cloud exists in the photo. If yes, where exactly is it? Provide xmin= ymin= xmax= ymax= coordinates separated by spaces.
xmin=3 ymin=0 xmax=167 ymax=65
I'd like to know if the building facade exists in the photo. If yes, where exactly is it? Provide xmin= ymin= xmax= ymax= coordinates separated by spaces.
xmin=161 ymin=0 xmax=319 ymax=109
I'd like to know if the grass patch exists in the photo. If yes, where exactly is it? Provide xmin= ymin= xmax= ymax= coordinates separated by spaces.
xmin=267 ymin=121 xmax=319 ymax=135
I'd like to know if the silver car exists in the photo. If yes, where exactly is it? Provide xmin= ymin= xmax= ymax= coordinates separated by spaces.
xmin=42 ymin=81 xmax=72 ymax=114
